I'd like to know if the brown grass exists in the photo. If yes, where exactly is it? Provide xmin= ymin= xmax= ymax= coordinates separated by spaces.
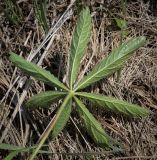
xmin=0 ymin=0 xmax=157 ymax=159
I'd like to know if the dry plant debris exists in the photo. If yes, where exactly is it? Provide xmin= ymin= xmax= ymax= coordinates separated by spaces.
xmin=0 ymin=0 xmax=157 ymax=159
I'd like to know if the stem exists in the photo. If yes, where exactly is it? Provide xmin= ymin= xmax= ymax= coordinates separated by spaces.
xmin=117 ymin=0 xmax=127 ymax=82
xmin=28 ymin=94 xmax=72 ymax=160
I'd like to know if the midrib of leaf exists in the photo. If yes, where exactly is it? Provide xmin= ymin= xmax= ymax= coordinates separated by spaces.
xmin=74 ymin=54 xmax=124 ymax=91
xmin=76 ymin=100 xmax=104 ymax=134
xmin=36 ymin=93 xmax=66 ymax=103
xmin=31 ymin=64 xmax=68 ymax=91
xmin=76 ymin=92 xmax=149 ymax=117
xmin=70 ymin=13 xmax=87 ymax=89
xmin=27 ymin=92 xmax=67 ymax=108
xmin=76 ymin=92 xmax=140 ymax=108
xmin=76 ymin=92 xmax=127 ymax=105
xmin=74 ymin=96 xmax=110 ymax=145
xmin=74 ymin=97 xmax=100 ymax=130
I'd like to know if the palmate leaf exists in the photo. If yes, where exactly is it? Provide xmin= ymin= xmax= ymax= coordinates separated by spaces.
xmin=76 ymin=92 xmax=149 ymax=118
xmin=26 ymin=91 xmax=67 ymax=108
xmin=75 ymin=36 xmax=146 ymax=91
xmin=74 ymin=96 xmax=112 ymax=148
xmin=51 ymin=96 xmax=72 ymax=138
xmin=9 ymin=53 xmax=68 ymax=91
xmin=69 ymin=7 xmax=91 ymax=89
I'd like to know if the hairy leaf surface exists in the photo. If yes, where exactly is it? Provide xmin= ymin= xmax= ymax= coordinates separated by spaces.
xmin=51 ymin=96 xmax=72 ymax=138
xmin=9 ymin=53 xmax=68 ymax=90
xmin=75 ymin=36 xmax=146 ymax=90
xmin=76 ymin=92 xmax=149 ymax=118
xmin=26 ymin=91 xmax=67 ymax=108
xmin=69 ymin=7 xmax=91 ymax=88
xmin=74 ymin=97 xmax=111 ymax=147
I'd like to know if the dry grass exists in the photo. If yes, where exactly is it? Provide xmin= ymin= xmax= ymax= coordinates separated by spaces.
xmin=0 ymin=0 xmax=157 ymax=159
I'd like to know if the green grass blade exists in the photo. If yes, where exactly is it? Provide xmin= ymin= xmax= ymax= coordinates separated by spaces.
xmin=0 ymin=144 xmax=35 ymax=160
xmin=4 ymin=147 xmax=33 ymax=160
xmin=74 ymin=96 xmax=111 ymax=148
xmin=33 ymin=0 xmax=48 ymax=33
xmin=0 ymin=143 xmax=24 ymax=150
xmin=4 ymin=0 xmax=21 ymax=25
xmin=69 ymin=7 xmax=91 ymax=89
xmin=75 ymin=36 xmax=146 ymax=91
xmin=4 ymin=150 xmax=21 ymax=160
xmin=76 ymin=92 xmax=150 ymax=118
xmin=26 ymin=91 xmax=67 ymax=108
xmin=9 ymin=53 xmax=68 ymax=91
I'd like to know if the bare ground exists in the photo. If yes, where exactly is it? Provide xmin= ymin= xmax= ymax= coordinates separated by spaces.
xmin=0 ymin=0 xmax=157 ymax=159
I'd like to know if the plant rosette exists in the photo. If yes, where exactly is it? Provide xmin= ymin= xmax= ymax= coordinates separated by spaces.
xmin=10 ymin=7 xmax=150 ymax=160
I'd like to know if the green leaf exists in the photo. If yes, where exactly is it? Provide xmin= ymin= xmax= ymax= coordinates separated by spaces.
xmin=9 ymin=53 xmax=68 ymax=91
xmin=2 ymin=145 xmax=55 ymax=160
xmin=51 ymin=96 xmax=72 ymax=138
xmin=115 ymin=18 xmax=127 ymax=29
xmin=69 ymin=7 xmax=91 ymax=89
xmin=3 ymin=147 xmax=33 ymax=160
xmin=76 ymin=92 xmax=150 ymax=118
xmin=74 ymin=96 xmax=111 ymax=148
xmin=0 ymin=143 xmax=35 ymax=160
xmin=75 ymin=36 xmax=146 ymax=90
xmin=4 ymin=150 xmax=21 ymax=160
xmin=0 ymin=143 xmax=24 ymax=151
xmin=26 ymin=91 xmax=67 ymax=108
xmin=33 ymin=0 xmax=49 ymax=33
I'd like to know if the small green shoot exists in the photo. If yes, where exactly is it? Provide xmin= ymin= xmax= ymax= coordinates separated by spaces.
xmin=115 ymin=0 xmax=128 ymax=81
xmin=33 ymin=0 xmax=49 ymax=33
xmin=4 ymin=0 xmax=22 ymax=25
xmin=9 ymin=7 xmax=149 ymax=159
